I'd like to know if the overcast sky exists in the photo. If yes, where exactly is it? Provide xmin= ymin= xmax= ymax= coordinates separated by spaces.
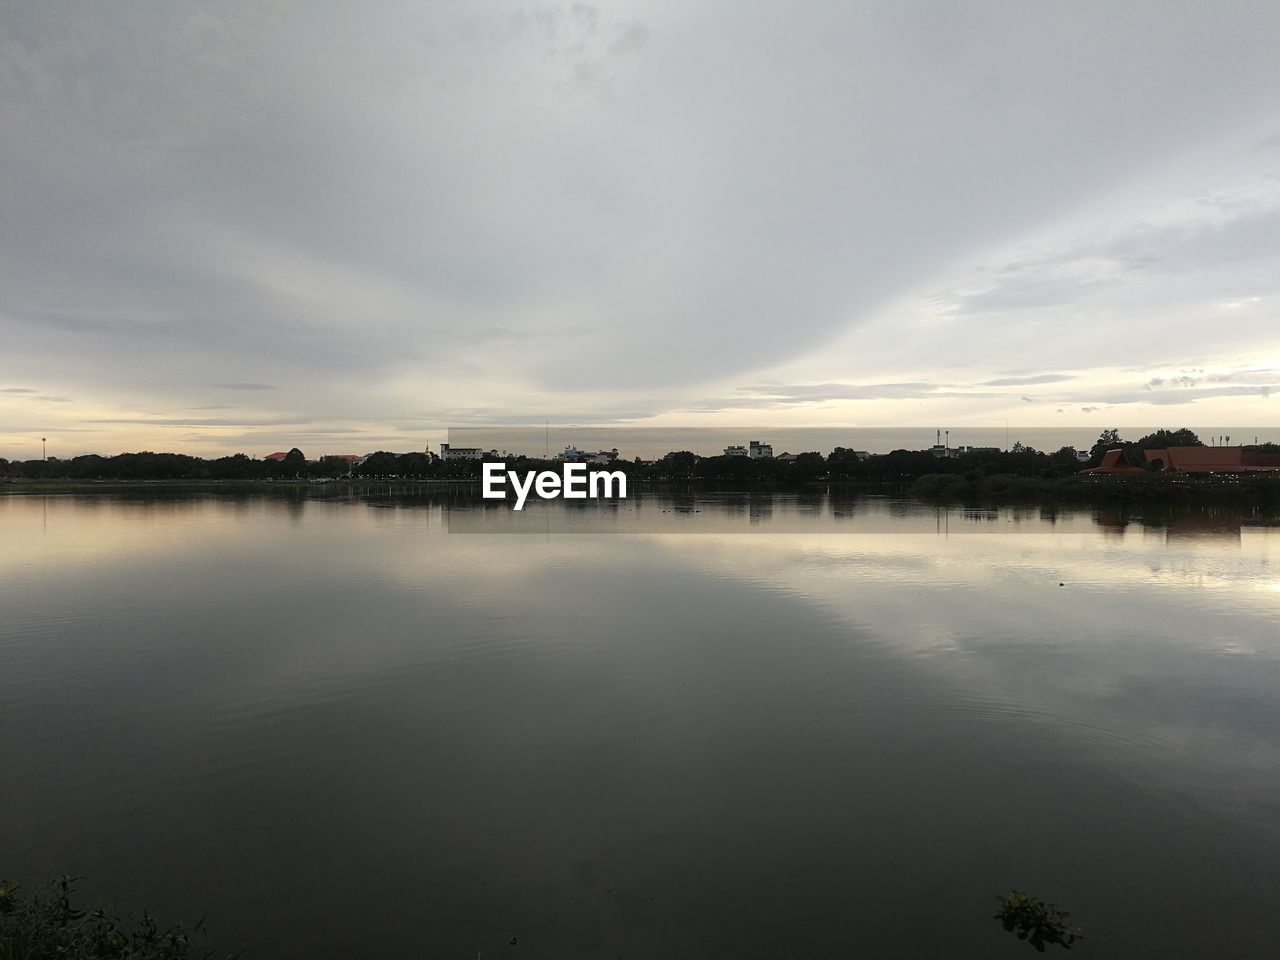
xmin=2 ymin=0 xmax=1279 ymax=458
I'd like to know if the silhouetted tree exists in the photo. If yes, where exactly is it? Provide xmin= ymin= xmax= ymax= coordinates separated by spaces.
xmin=1087 ymin=429 xmax=1124 ymax=466
xmin=660 ymin=451 xmax=699 ymax=479
xmin=793 ymin=451 xmax=825 ymax=480
xmin=356 ymin=452 xmax=399 ymax=477
xmin=1132 ymin=428 xmax=1203 ymax=449
xmin=396 ymin=452 xmax=434 ymax=478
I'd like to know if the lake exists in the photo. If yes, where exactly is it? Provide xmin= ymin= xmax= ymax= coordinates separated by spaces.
xmin=2 ymin=490 xmax=1279 ymax=958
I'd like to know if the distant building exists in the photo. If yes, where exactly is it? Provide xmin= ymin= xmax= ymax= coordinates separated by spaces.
xmin=748 ymin=440 xmax=773 ymax=459
xmin=724 ymin=445 xmax=749 ymax=457
xmin=310 ymin=454 xmax=365 ymax=474
xmin=776 ymin=451 xmax=798 ymax=463
xmin=439 ymin=443 xmax=496 ymax=461
xmin=557 ymin=446 xmax=619 ymax=465
xmin=263 ymin=451 xmax=289 ymax=461
xmin=927 ymin=430 xmax=992 ymax=458
xmin=1079 ymin=449 xmax=1145 ymax=474
xmin=1144 ymin=446 xmax=1280 ymax=473
xmin=928 ymin=430 xmax=950 ymax=458
xmin=929 ymin=443 xmax=999 ymax=458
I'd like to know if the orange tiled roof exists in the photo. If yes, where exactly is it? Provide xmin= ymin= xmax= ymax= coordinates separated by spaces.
xmin=1079 ymin=449 xmax=1145 ymax=474
xmin=1144 ymin=446 xmax=1280 ymax=473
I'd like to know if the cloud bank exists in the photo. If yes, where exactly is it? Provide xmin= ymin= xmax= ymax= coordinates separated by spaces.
xmin=2 ymin=1 xmax=1279 ymax=456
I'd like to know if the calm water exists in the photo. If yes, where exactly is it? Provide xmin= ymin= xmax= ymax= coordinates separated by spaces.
xmin=2 ymin=491 xmax=1279 ymax=959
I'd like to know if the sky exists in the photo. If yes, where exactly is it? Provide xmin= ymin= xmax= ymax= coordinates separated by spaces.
xmin=2 ymin=0 xmax=1279 ymax=460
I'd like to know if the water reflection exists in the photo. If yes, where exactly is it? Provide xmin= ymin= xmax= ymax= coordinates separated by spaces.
xmin=0 ymin=492 xmax=1278 ymax=959
xmin=1163 ymin=513 xmax=1246 ymax=543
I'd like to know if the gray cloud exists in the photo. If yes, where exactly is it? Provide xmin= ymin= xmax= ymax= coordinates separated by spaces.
xmin=0 ymin=423 xmax=97 ymax=433
xmin=982 ymin=374 xmax=1075 ymax=387
xmin=609 ymin=20 xmax=649 ymax=56
xmin=1110 ymin=385 xmax=1275 ymax=406
xmin=679 ymin=381 xmax=1012 ymax=412
xmin=3 ymin=1 xmax=1280 ymax=453
xmin=87 ymin=416 xmax=313 ymax=427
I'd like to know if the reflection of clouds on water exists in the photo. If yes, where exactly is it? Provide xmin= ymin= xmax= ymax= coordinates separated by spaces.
xmin=5 ymin=492 xmax=1279 ymax=833
xmin=378 ymin=496 xmax=1280 ymax=828
xmin=637 ymin=521 xmax=1280 ymax=829
xmin=5 ymin=491 xmax=1280 ymax=956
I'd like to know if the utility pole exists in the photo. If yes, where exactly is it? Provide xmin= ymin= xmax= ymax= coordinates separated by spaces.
xmin=42 ymin=437 xmax=46 ymax=461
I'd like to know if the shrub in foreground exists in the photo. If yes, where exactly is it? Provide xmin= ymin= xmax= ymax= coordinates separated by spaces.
xmin=0 ymin=876 xmax=236 ymax=960
xmin=995 ymin=890 xmax=1083 ymax=952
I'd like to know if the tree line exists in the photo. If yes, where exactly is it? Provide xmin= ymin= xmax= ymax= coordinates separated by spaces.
xmin=4 ymin=429 xmax=1270 ymax=484
xmin=0 ymin=448 xmax=469 ymax=482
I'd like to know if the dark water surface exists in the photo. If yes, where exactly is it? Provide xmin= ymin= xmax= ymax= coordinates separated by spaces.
xmin=2 ymin=492 xmax=1279 ymax=958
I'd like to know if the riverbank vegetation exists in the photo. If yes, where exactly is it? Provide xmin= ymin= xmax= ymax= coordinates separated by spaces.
xmin=4 ymin=430 xmax=1278 ymax=507
xmin=0 ymin=876 xmax=235 ymax=960
xmin=2 ymin=874 xmax=1076 ymax=957
xmin=995 ymin=891 xmax=1083 ymax=952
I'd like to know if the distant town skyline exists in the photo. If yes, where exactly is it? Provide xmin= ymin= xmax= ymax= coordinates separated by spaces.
xmin=6 ymin=425 xmax=1276 ymax=465
xmin=3 ymin=1 xmax=1279 ymax=459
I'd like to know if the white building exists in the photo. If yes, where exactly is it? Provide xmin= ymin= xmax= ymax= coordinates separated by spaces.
xmin=439 ymin=443 xmax=497 ymax=460
xmin=749 ymin=440 xmax=773 ymax=459
xmin=724 ymin=444 xmax=749 ymax=457
xmin=557 ymin=446 xmax=619 ymax=465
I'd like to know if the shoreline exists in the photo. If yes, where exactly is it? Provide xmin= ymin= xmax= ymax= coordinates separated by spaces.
xmin=4 ymin=474 xmax=1279 ymax=511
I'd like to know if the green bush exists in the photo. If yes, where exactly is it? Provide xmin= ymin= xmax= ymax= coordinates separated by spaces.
xmin=0 ymin=876 xmax=236 ymax=960
xmin=995 ymin=890 xmax=1083 ymax=952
